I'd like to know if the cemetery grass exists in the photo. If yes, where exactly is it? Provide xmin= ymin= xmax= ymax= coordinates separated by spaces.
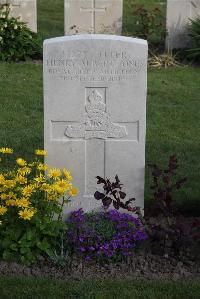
xmin=0 ymin=276 xmax=199 ymax=299
xmin=0 ymin=63 xmax=200 ymax=215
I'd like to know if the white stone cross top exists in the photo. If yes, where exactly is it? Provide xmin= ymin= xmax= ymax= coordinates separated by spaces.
xmin=64 ymin=0 xmax=123 ymax=35
xmin=80 ymin=0 xmax=106 ymax=33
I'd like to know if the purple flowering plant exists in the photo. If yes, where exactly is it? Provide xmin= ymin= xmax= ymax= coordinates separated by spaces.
xmin=66 ymin=209 xmax=148 ymax=262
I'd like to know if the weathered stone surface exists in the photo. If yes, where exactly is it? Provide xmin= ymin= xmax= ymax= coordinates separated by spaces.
xmin=64 ymin=0 xmax=123 ymax=35
xmin=43 ymin=35 xmax=147 ymax=215
xmin=166 ymin=0 xmax=200 ymax=49
xmin=0 ymin=0 xmax=37 ymax=32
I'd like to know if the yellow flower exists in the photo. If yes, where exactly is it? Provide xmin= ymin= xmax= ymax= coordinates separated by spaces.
xmin=40 ymin=183 xmax=52 ymax=193
xmin=0 ymin=205 xmax=7 ymax=215
xmin=35 ymin=149 xmax=48 ymax=156
xmin=53 ymin=180 xmax=72 ymax=195
xmin=37 ymin=163 xmax=48 ymax=171
xmin=16 ymin=158 xmax=27 ymax=167
xmin=68 ymin=187 xmax=79 ymax=197
xmin=22 ymin=185 xmax=35 ymax=197
xmin=6 ymin=199 xmax=17 ymax=206
xmin=34 ymin=173 xmax=45 ymax=184
xmin=18 ymin=208 xmax=36 ymax=220
xmin=0 ymin=174 xmax=5 ymax=185
xmin=17 ymin=167 xmax=31 ymax=176
xmin=56 ymin=179 xmax=71 ymax=190
xmin=1 ymin=193 xmax=16 ymax=201
xmin=63 ymin=168 xmax=73 ymax=181
xmin=15 ymin=175 xmax=27 ymax=185
xmin=0 ymin=147 xmax=13 ymax=154
xmin=4 ymin=180 xmax=16 ymax=189
xmin=0 ymin=221 xmax=2 ymax=225
xmin=48 ymin=168 xmax=62 ymax=180
xmin=0 ymin=193 xmax=7 ymax=200
xmin=15 ymin=198 xmax=31 ymax=208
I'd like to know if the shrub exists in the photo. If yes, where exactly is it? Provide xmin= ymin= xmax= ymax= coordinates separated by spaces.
xmin=128 ymin=5 xmax=166 ymax=50
xmin=186 ymin=17 xmax=200 ymax=62
xmin=0 ymin=147 xmax=78 ymax=264
xmin=141 ymin=155 xmax=193 ymax=257
xmin=66 ymin=209 xmax=147 ymax=262
xmin=0 ymin=4 xmax=41 ymax=61
xmin=147 ymin=155 xmax=187 ymax=216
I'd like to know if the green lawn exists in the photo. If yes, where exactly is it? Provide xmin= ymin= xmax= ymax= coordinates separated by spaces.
xmin=0 ymin=277 xmax=199 ymax=299
xmin=38 ymin=0 xmax=64 ymax=39
xmin=0 ymin=63 xmax=199 ymax=214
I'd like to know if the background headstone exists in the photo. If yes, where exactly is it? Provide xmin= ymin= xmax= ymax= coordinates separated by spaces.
xmin=166 ymin=0 xmax=200 ymax=49
xmin=0 ymin=0 xmax=37 ymax=32
xmin=44 ymin=34 xmax=147 ymax=215
xmin=64 ymin=0 xmax=123 ymax=35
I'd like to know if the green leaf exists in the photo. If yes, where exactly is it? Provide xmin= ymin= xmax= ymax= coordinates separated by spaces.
xmin=3 ymin=250 xmax=15 ymax=261
xmin=9 ymin=243 xmax=18 ymax=251
xmin=20 ymin=247 xmax=30 ymax=254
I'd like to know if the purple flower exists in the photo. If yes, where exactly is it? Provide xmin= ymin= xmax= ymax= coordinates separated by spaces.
xmin=66 ymin=209 xmax=148 ymax=261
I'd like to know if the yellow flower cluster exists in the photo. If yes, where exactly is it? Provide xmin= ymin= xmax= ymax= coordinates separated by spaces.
xmin=0 ymin=148 xmax=78 ymax=223
xmin=35 ymin=149 xmax=48 ymax=156
xmin=0 ymin=147 xmax=13 ymax=154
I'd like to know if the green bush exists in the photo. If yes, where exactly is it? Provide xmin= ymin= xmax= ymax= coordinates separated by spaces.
xmin=125 ymin=5 xmax=166 ymax=51
xmin=186 ymin=17 xmax=200 ymax=62
xmin=0 ymin=4 xmax=42 ymax=61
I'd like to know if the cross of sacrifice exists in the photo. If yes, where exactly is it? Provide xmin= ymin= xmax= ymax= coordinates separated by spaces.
xmin=63 ymin=89 xmax=136 ymax=197
xmin=80 ymin=0 xmax=106 ymax=33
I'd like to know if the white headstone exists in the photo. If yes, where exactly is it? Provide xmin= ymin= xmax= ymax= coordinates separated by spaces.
xmin=166 ymin=0 xmax=200 ymax=49
xmin=64 ymin=0 xmax=123 ymax=35
xmin=44 ymin=35 xmax=147 ymax=214
xmin=0 ymin=0 xmax=37 ymax=32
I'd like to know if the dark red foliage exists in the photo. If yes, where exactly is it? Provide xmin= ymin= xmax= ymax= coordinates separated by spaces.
xmin=148 ymin=155 xmax=187 ymax=216
xmin=94 ymin=175 xmax=136 ymax=212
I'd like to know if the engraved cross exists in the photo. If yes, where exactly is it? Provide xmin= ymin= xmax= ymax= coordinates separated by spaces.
xmin=63 ymin=89 xmax=137 ymax=197
xmin=51 ymin=87 xmax=139 ymax=198
xmin=80 ymin=0 xmax=106 ymax=33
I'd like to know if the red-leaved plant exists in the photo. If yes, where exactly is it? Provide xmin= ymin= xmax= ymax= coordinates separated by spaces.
xmin=148 ymin=155 xmax=187 ymax=216
xmin=94 ymin=175 xmax=137 ymax=212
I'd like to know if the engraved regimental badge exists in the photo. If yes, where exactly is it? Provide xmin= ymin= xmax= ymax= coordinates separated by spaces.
xmin=65 ymin=89 xmax=127 ymax=140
